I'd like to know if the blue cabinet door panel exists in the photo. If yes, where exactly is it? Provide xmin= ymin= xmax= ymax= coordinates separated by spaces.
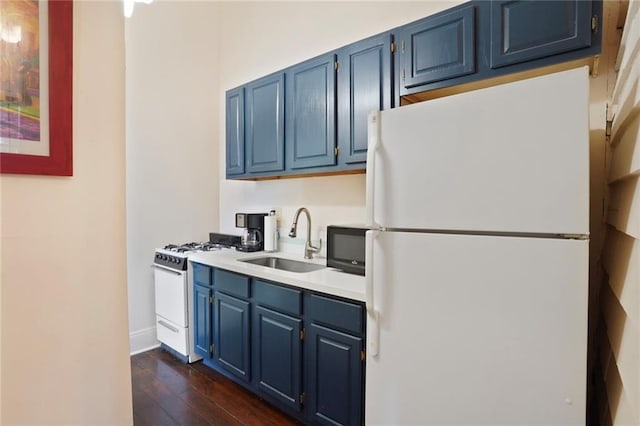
xmin=286 ymin=54 xmax=337 ymax=169
xmin=253 ymin=305 xmax=302 ymax=411
xmin=400 ymin=5 xmax=475 ymax=91
xmin=490 ymin=0 xmax=592 ymax=69
xmin=214 ymin=292 xmax=251 ymax=382
xmin=194 ymin=284 xmax=212 ymax=358
xmin=306 ymin=323 xmax=363 ymax=426
xmin=246 ymin=74 xmax=285 ymax=173
xmin=225 ymin=88 xmax=245 ymax=176
xmin=338 ymin=33 xmax=392 ymax=165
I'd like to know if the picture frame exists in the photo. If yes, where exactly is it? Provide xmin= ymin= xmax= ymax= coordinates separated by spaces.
xmin=0 ymin=0 xmax=73 ymax=176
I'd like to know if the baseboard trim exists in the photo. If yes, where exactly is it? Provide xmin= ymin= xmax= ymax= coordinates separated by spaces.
xmin=129 ymin=326 xmax=159 ymax=355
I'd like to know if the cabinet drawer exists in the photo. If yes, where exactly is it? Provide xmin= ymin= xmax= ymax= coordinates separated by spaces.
xmin=305 ymin=293 xmax=364 ymax=336
xmin=193 ymin=262 xmax=212 ymax=287
xmin=253 ymin=280 xmax=302 ymax=317
xmin=156 ymin=316 xmax=188 ymax=356
xmin=214 ymin=268 xmax=250 ymax=299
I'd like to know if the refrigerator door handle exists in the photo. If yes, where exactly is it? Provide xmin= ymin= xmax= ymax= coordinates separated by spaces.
xmin=365 ymin=229 xmax=380 ymax=357
xmin=366 ymin=111 xmax=380 ymax=228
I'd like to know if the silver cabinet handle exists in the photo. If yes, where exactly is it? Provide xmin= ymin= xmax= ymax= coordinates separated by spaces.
xmin=158 ymin=320 xmax=179 ymax=333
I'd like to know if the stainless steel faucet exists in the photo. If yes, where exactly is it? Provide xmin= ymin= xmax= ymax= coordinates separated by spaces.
xmin=288 ymin=207 xmax=320 ymax=259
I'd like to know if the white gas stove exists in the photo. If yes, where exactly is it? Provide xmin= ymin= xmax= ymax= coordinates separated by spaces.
xmin=152 ymin=234 xmax=240 ymax=362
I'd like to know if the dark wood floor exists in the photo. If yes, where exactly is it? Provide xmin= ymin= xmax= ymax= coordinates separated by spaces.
xmin=131 ymin=348 xmax=302 ymax=426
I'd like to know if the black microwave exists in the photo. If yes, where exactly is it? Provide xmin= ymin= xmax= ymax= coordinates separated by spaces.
xmin=326 ymin=225 xmax=368 ymax=276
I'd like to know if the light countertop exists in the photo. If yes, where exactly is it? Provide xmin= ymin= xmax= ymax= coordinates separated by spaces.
xmin=188 ymin=249 xmax=366 ymax=302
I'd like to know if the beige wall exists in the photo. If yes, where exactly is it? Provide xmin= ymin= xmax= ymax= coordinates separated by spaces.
xmin=598 ymin=1 xmax=640 ymax=424
xmin=1 ymin=2 xmax=132 ymax=424
xmin=125 ymin=1 xmax=221 ymax=354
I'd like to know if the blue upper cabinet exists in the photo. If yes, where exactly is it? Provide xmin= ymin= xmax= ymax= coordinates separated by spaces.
xmin=224 ymin=0 xmax=602 ymax=179
xmin=337 ymin=33 xmax=393 ymax=165
xmin=490 ymin=0 xmax=592 ymax=69
xmin=245 ymin=73 xmax=285 ymax=173
xmin=286 ymin=53 xmax=337 ymax=170
xmin=398 ymin=4 xmax=475 ymax=94
xmin=225 ymin=88 xmax=244 ymax=177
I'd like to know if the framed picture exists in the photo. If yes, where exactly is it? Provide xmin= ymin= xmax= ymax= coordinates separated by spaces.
xmin=0 ymin=0 xmax=73 ymax=176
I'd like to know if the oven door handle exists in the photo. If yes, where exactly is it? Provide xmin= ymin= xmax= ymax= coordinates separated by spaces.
xmin=157 ymin=319 xmax=179 ymax=333
xmin=151 ymin=264 xmax=185 ymax=275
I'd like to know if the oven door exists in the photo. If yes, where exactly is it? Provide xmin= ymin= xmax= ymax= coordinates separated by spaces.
xmin=153 ymin=264 xmax=187 ymax=327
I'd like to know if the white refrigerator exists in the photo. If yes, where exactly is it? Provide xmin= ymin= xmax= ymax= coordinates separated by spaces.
xmin=364 ymin=67 xmax=589 ymax=425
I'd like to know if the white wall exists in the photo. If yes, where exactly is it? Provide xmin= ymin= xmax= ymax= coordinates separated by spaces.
xmin=1 ymin=2 xmax=132 ymax=423
xmin=125 ymin=1 xmax=221 ymax=353
xmin=217 ymin=1 xmax=462 ymax=254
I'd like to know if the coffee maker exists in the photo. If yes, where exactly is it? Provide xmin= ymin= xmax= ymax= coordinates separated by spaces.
xmin=235 ymin=213 xmax=267 ymax=252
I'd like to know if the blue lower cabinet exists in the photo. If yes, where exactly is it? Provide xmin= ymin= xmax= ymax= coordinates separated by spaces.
xmin=194 ymin=284 xmax=213 ymax=359
xmin=197 ymin=271 xmax=365 ymax=424
xmin=214 ymin=291 xmax=251 ymax=382
xmin=253 ymin=305 xmax=303 ymax=412
xmin=306 ymin=323 xmax=364 ymax=426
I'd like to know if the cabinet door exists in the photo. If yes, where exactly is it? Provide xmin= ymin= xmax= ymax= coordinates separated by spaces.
xmin=193 ymin=284 xmax=212 ymax=359
xmin=245 ymin=73 xmax=285 ymax=173
xmin=253 ymin=305 xmax=302 ymax=412
xmin=306 ymin=323 xmax=363 ymax=426
xmin=337 ymin=34 xmax=392 ymax=165
xmin=286 ymin=53 xmax=337 ymax=170
xmin=398 ymin=4 xmax=475 ymax=93
xmin=225 ymin=88 xmax=245 ymax=177
xmin=489 ymin=0 xmax=592 ymax=69
xmin=214 ymin=292 xmax=251 ymax=382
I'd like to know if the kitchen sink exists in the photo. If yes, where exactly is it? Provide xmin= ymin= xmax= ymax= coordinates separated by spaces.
xmin=240 ymin=256 xmax=325 ymax=273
